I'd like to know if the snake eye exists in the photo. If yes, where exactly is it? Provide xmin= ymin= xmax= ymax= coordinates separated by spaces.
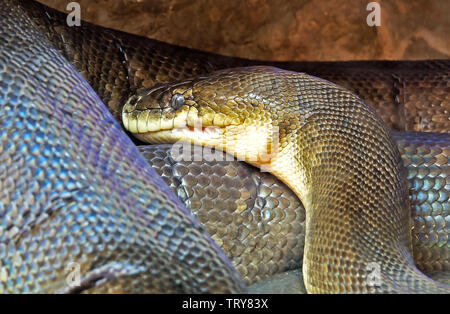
xmin=171 ymin=93 xmax=185 ymax=110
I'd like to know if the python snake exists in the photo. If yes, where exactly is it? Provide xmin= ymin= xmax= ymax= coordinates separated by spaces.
xmin=122 ymin=66 xmax=449 ymax=293
xmin=0 ymin=0 xmax=448 ymax=293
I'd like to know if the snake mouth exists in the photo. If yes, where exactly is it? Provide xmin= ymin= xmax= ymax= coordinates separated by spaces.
xmin=130 ymin=125 xmax=223 ymax=145
xmin=123 ymin=108 xmax=278 ymax=166
xmin=122 ymin=107 xmax=231 ymax=145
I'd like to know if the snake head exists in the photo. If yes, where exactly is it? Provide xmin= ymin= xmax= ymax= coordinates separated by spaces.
xmin=123 ymin=78 xmax=229 ymax=145
xmin=122 ymin=66 xmax=281 ymax=164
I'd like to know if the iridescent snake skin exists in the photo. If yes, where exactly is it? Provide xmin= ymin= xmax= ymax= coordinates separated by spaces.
xmin=0 ymin=0 xmax=448 ymax=293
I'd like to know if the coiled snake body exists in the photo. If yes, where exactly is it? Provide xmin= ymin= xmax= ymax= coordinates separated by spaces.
xmin=122 ymin=66 xmax=449 ymax=293
xmin=0 ymin=0 xmax=448 ymax=293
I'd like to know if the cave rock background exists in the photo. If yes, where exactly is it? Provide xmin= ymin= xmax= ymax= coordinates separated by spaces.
xmin=39 ymin=0 xmax=449 ymax=61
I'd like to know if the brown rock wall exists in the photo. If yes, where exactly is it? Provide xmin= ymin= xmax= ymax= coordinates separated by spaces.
xmin=38 ymin=0 xmax=449 ymax=61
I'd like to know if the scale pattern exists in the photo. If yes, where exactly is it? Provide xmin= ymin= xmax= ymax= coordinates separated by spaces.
xmin=18 ymin=1 xmax=449 ymax=133
xmin=0 ymin=0 xmax=448 ymax=293
xmin=392 ymin=132 xmax=449 ymax=274
xmin=138 ymin=145 xmax=306 ymax=285
xmin=276 ymin=61 xmax=450 ymax=133
xmin=125 ymin=66 xmax=450 ymax=293
xmin=139 ymin=133 xmax=449 ymax=285
xmin=0 ymin=0 xmax=245 ymax=293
